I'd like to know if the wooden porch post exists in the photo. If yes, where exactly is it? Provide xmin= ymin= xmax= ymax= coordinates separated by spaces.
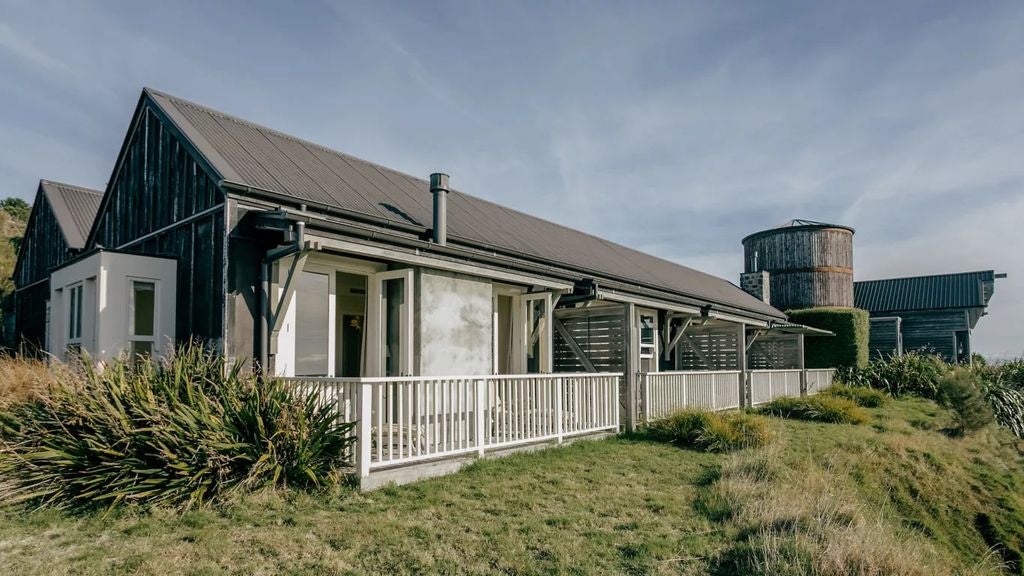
xmin=623 ymin=302 xmax=638 ymax=432
xmin=737 ymin=323 xmax=748 ymax=408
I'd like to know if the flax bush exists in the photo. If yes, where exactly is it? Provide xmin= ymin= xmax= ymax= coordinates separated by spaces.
xmin=0 ymin=344 xmax=355 ymax=510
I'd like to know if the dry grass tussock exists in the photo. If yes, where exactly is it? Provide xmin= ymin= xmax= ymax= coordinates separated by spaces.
xmin=0 ymin=355 xmax=76 ymax=409
xmin=709 ymin=446 xmax=1006 ymax=576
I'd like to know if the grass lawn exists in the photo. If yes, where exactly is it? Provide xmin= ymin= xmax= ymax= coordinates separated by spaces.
xmin=2 ymin=397 xmax=1023 ymax=575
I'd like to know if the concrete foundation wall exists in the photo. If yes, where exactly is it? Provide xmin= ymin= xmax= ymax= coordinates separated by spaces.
xmin=416 ymin=269 xmax=492 ymax=376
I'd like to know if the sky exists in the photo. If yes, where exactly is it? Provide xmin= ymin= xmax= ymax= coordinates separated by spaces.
xmin=0 ymin=0 xmax=1021 ymax=358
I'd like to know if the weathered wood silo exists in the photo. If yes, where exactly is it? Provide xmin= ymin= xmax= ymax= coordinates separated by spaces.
xmin=741 ymin=219 xmax=855 ymax=311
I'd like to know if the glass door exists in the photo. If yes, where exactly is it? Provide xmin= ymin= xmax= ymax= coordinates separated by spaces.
xmin=367 ymin=269 xmax=414 ymax=377
xmin=522 ymin=292 xmax=552 ymax=373
xmin=294 ymin=270 xmax=331 ymax=377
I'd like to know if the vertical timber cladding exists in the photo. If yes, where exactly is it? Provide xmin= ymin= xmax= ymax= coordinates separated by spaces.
xmin=553 ymin=304 xmax=625 ymax=372
xmin=13 ymin=191 xmax=70 ymax=350
xmin=896 ymin=309 xmax=970 ymax=362
xmin=91 ymin=105 xmax=225 ymax=346
xmin=867 ymin=317 xmax=902 ymax=359
xmin=742 ymin=224 xmax=854 ymax=310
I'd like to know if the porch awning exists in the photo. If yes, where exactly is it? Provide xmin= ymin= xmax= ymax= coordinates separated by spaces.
xmin=761 ymin=321 xmax=834 ymax=337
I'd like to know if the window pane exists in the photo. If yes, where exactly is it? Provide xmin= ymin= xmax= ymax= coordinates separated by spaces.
xmin=131 ymin=340 xmax=153 ymax=359
xmin=640 ymin=315 xmax=655 ymax=345
xmin=69 ymin=286 xmax=82 ymax=340
xmin=383 ymin=278 xmax=405 ymax=377
xmin=132 ymin=282 xmax=155 ymax=337
xmin=295 ymin=271 xmax=329 ymax=376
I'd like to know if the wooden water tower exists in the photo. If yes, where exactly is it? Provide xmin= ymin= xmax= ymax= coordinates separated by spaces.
xmin=741 ymin=219 xmax=855 ymax=311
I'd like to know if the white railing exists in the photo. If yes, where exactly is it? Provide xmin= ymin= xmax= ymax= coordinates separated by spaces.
xmin=749 ymin=369 xmax=803 ymax=406
xmin=643 ymin=370 xmax=742 ymax=420
xmin=805 ymin=368 xmax=837 ymax=395
xmin=289 ymin=373 xmax=620 ymax=475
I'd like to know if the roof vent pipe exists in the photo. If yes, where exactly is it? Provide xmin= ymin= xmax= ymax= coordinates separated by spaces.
xmin=430 ymin=172 xmax=450 ymax=246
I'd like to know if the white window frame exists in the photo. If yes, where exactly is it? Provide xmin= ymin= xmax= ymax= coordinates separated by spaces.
xmin=128 ymin=277 xmax=159 ymax=358
xmin=638 ymin=311 xmax=657 ymax=360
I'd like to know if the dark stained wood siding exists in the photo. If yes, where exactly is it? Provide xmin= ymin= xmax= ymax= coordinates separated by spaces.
xmin=891 ymin=309 xmax=969 ymax=362
xmin=743 ymin=227 xmax=854 ymax=310
xmin=867 ymin=317 xmax=902 ymax=359
xmin=14 ymin=190 xmax=70 ymax=288
xmin=13 ymin=190 xmax=70 ymax=351
xmin=91 ymin=105 xmax=225 ymax=345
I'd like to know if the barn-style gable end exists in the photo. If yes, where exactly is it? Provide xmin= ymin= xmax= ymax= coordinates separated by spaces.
xmin=12 ymin=181 xmax=102 ymax=351
xmin=84 ymin=91 xmax=227 ymax=345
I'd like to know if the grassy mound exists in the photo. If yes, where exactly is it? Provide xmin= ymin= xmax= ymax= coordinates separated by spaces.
xmin=0 ymin=397 xmax=1021 ymax=575
xmin=759 ymin=395 xmax=869 ymax=424
xmin=647 ymin=408 xmax=772 ymax=452
xmin=824 ymin=384 xmax=888 ymax=407
xmin=0 ymin=345 xmax=355 ymax=510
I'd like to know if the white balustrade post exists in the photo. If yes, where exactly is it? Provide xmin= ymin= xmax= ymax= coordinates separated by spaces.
xmin=357 ymin=381 xmax=372 ymax=480
xmin=556 ymin=377 xmax=564 ymax=444
xmin=476 ymin=378 xmax=487 ymax=457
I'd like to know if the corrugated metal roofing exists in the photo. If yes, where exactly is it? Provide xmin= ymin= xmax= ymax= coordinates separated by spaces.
xmin=39 ymin=180 xmax=103 ymax=249
xmin=144 ymin=88 xmax=785 ymax=320
xmin=854 ymin=270 xmax=997 ymax=313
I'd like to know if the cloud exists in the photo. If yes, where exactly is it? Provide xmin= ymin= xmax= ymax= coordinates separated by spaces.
xmin=0 ymin=0 xmax=1020 ymax=357
xmin=0 ymin=22 xmax=70 ymax=72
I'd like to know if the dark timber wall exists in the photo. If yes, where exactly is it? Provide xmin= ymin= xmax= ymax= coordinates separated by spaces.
xmin=13 ymin=190 xmax=71 ymax=351
xmin=867 ymin=317 xmax=902 ymax=359
xmin=90 ymin=103 xmax=226 ymax=347
xmin=894 ymin=309 xmax=969 ymax=362
xmin=742 ymin=226 xmax=854 ymax=311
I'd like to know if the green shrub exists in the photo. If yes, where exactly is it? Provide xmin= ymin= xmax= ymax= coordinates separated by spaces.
xmin=824 ymin=384 xmax=887 ymax=408
xmin=786 ymin=307 xmax=869 ymax=369
xmin=759 ymin=395 xmax=869 ymax=424
xmin=936 ymin=369 xmax=994 ymax=437
xmin=0 ymin=344 xmax=355 ymax=510
xmin=647 ymin=409 xmax=771 ymax=452
xmin=841 ymin=351 xmax=949 ymax=399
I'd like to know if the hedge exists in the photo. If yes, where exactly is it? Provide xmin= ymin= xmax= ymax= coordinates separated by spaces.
xmin=786 ymin=307 xmax=869 ymax=369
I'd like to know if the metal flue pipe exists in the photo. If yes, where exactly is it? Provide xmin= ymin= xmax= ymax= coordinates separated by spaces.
xmin=430 ymin=172 xmax=449 ymax=246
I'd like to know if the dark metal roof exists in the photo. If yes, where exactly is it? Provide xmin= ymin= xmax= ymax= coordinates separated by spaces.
xmin=143 ymin=88 xmax=785 ymax=320
xmin=854 ymin=270 xmax=999 ymax=313
xmin=742 ymin=218 xmax=855 ymax=244
xmin=39 ymin=180 xmax=103 ymax=249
